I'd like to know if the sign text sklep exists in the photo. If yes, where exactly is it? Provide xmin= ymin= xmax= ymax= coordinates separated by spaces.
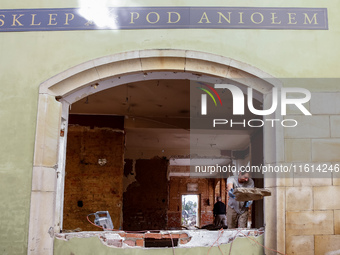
xmin=0 ymin=7 xmax=328 ymax=32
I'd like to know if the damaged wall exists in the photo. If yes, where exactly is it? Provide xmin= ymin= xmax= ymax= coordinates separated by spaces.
xmin=63 ymin=125 xmax=125 ymax=231
xmin=54 ymin=230 xmax=264 ymax=254
xmin=123 ymin=157 xmax=169 ymax=231
xmin=168 ymin=166 xmax=215 ymax=229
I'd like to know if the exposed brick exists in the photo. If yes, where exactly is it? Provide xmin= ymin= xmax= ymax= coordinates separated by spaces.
xmin=179 ymin=233 xmax=188 ymax=238
xmin=136 ymin=239 xmax=144 ymax=247
xmin=145 ymin=233 xmax=162 ymax=239
xmin=126 ymin=233 xmax=144 ymax=238
xmin=63 ymin=126 xmax=125 ymax=231
xmin=123 ymin=158 xmax=168 ymax=231
xmin=161 ymin=233 xmax=181 ymax=239
xmin=123 ymin=240 xmax=136 ymax=246
xmin=167 ymin=212 xmax=181 ymax=228
xmin=168 ymin=176 xmax=215 ymax=228
xmin=160 ymin=233 xmax=180 ymax=239
xmin=118 ymin=232 xmax=126 ymax=238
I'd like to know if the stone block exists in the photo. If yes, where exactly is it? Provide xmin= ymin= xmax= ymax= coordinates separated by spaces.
xmin=331 ymin=116 xmax=340 ymax=137
xmin=263 ymin=114 xmax=284 ymax=166
xmin=141 ymin=57 xmax=185 ymax=72
xmin=264 ymin=187 xmax=285 ymax=253
xmin=293 ymin=174 xmax=332 ymax=187
xmin=314 ymin=186 xmax=340 ymax=210
xmin=315 ymin=235 xmax=340 ymax=255
xmin=335 ymin=210 xmax=340 ymax=235
xmin=264 ymin=177 xmax=293 ymax=188
xmin=280 ymin=177 xmax=294 ymax=187
xmin=310 ymin=92 xmax=340 ymax=115
xmin=285 ymin=116 xmax=330 ymax=139
xmin=294 ymin=178 xmax=332 ymax=187
xmin=286 ymin=235 xmax=314 ymax=255
xmin=284 ymin=90 xmax=311 ymax=115
xmin=185 ymin=58 xmax=228 ymax=78
xmin=230 ymin=67 xmax=274 ymax=95
xmin=49 ymin=67 xmax=99 ymax=96
xmin=31 ymin=166 xmax=56 ymax=192
xmin=28 ymin=191 xmax=55 ymax=255
xmin=33 ymin=94 xmax=62 ymax=168
xmin=186 ymin=50 xmax=231 ymax=67
xmin=141 ymin=49 xmax=186 ymax=58
xmin=93 ymin=50 xmax=140 ymax=66
xmin=286 ymin=211 xmax=333 ymax=236
xmin=286 ymin=187 xmax=313 ymax=211
xmin=277 ymin=187 xmax=286 ymax=254
xmin=96 ymin=59 xmax=142 ymax=79
xmin=312 ymin=139 xmax=340 ymax=162
xmin=264 ymin=178 xmax=276 ymax=188
xmin=234 ymin=187 xmax=271 ymax=201
xmin=40 ymin=60 xmax=96 ymax=95
xmin=333 ymin=171 xmax=340 ymax=186
xmin=285 ymin=139 xmax=311 ymax=162
xmin=229 ymin=59 xmax=277 ymax=91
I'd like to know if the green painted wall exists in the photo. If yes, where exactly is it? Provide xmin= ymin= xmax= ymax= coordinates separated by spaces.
xmin=54 ymin=235 xmax=264 ymax=255
xmin=0 ymin=0 xmax=339 ymax=254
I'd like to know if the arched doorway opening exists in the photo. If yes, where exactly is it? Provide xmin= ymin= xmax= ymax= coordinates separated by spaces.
xmin=28 ymin=49 xmax=284 ymax=254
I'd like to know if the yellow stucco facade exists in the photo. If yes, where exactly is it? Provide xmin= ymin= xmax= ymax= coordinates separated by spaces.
xmin=1 ymin=1 xmax=340 ymax=254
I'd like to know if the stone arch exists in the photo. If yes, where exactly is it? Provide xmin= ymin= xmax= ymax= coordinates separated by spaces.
xmin=29 ymin=49 xmax=284 ymax=254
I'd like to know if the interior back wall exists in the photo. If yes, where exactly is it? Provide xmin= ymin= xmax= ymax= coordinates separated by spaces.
xmin=168 ymin=172 xmax=215 ymax=229
xmin=123 ymin=157 xmax=169 ymax=231
xmin=63 ymin=125 xmax=124 ymax=231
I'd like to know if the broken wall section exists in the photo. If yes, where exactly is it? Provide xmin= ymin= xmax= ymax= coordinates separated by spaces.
xmin=54 ymin=229 xmax=264 ymax=254
xmin=63 ymin=122 xmax=125 ymax=231
xmin=123 ymin=157 xmax=169 ymax=231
